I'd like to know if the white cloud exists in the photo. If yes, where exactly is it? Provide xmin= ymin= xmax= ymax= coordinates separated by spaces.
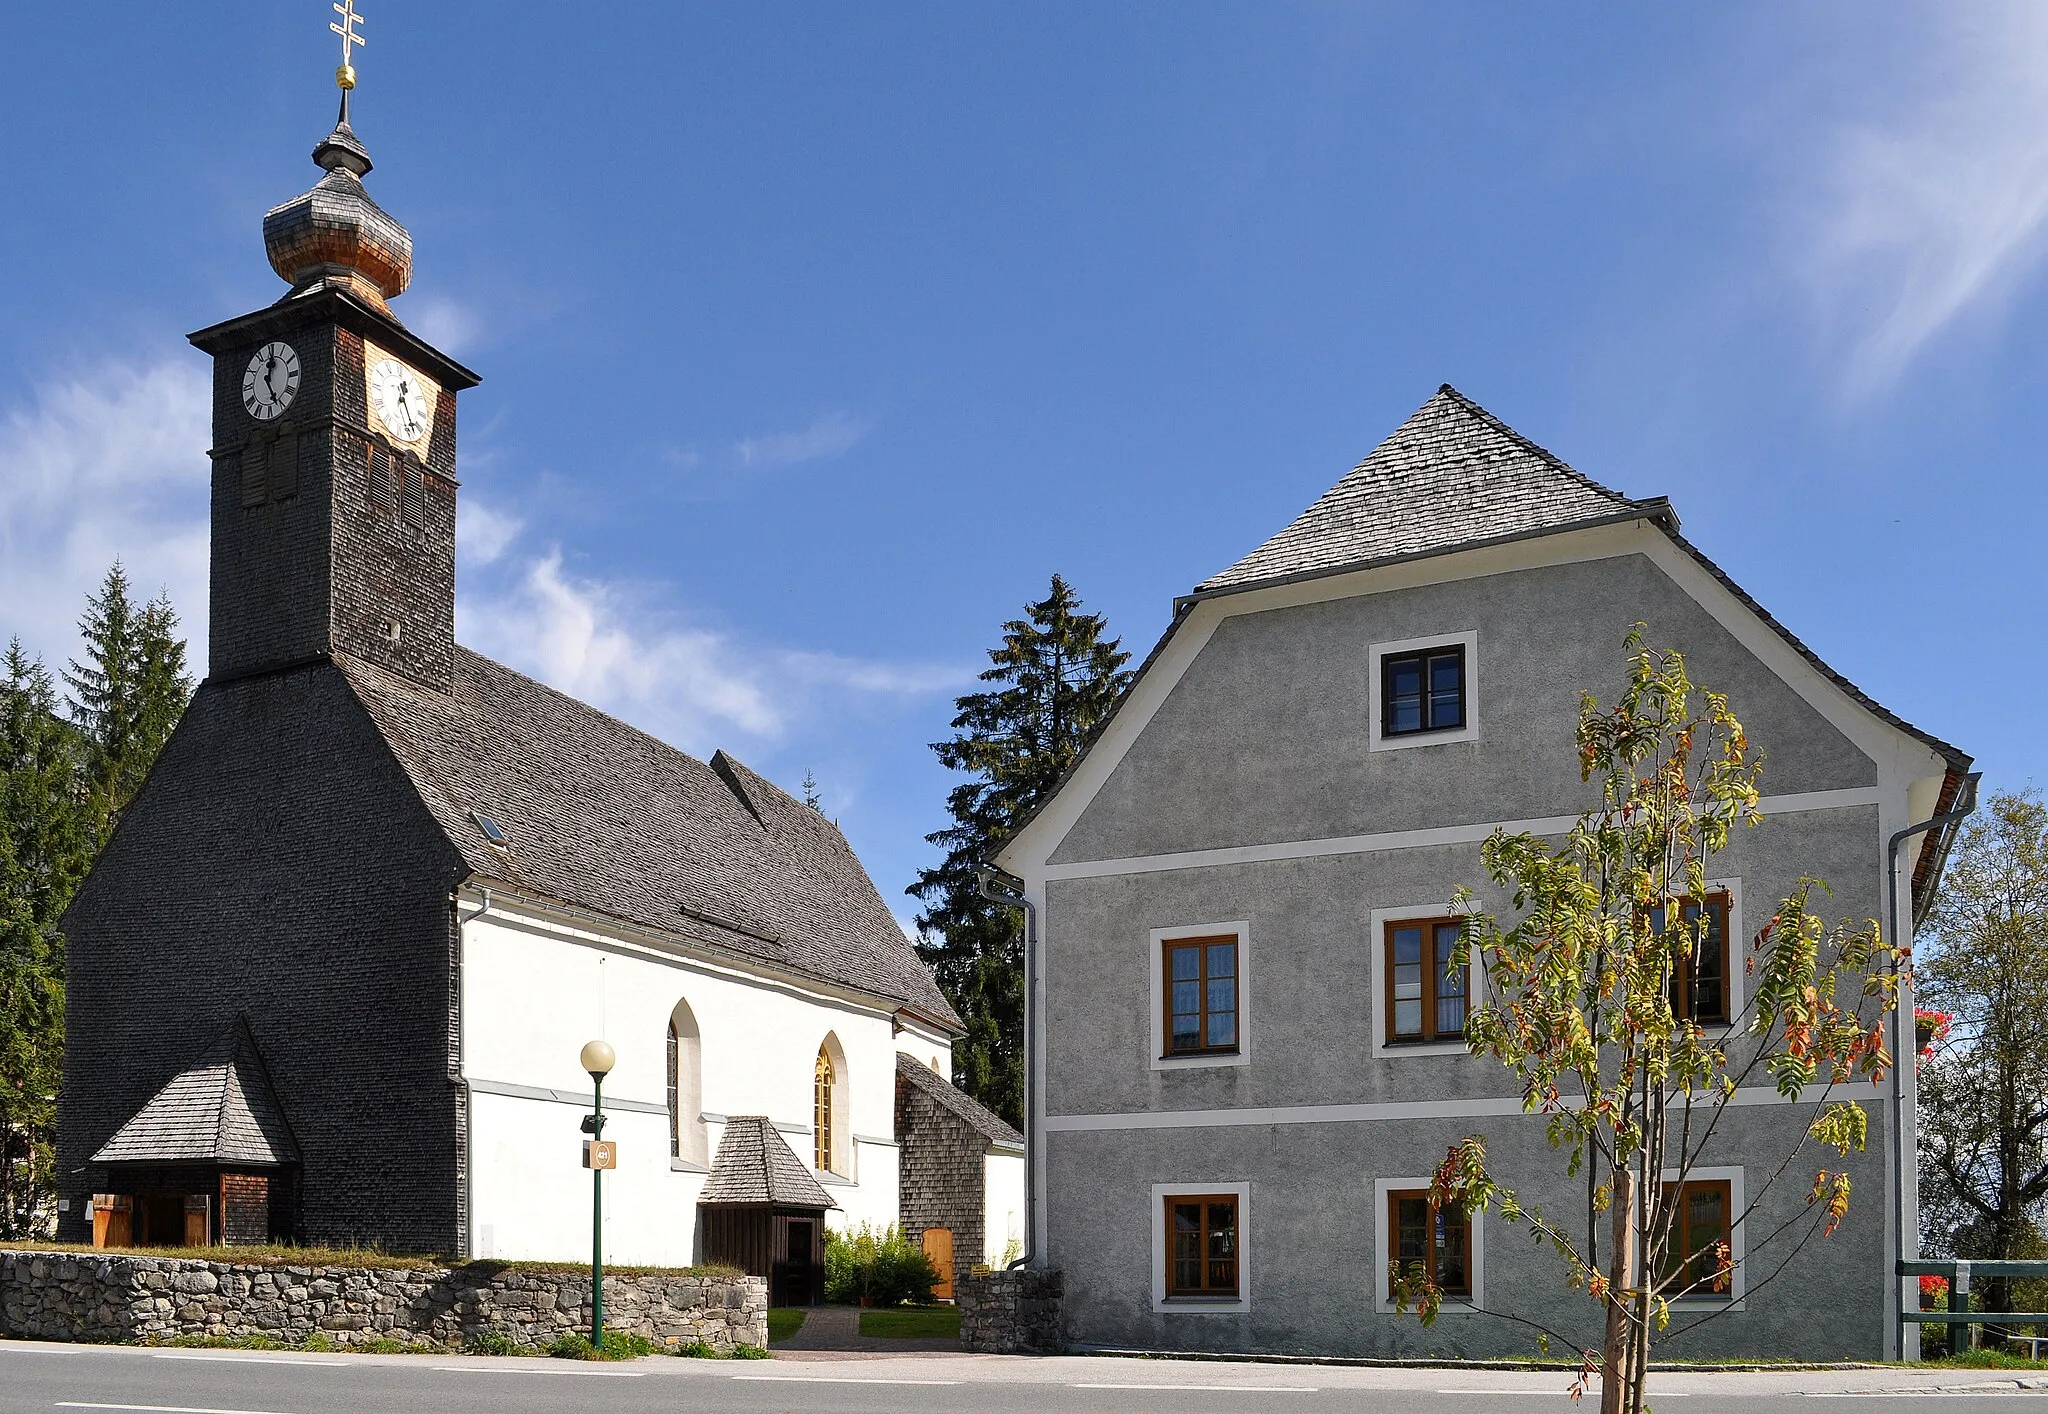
xmin=0 ymin=358 xmax=211 ymax=671
xmin=459 ymin=548 xmax=968 ymax=751
xmin=457 ymin=496 xmax=524 ymax=567
xmin=1792 ymin=3 xmax=2048 ymax=396
xmin=732 ymin=410 xmax=871 ymax=470
xmin=406 ymin=295 xmax=480 ymax=356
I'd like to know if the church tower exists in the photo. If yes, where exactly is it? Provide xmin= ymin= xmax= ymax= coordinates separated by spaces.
xmin=187 ymin=52 xmax=477 ymax=693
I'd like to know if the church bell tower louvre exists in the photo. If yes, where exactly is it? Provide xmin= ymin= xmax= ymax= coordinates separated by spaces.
xmin=187 ymin=18 xmax=478 ymax=694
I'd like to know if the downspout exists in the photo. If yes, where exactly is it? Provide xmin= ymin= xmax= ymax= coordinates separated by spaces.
xmin=456 ymin=886 xmax=493 ymax=1262
xmin=1887 ymin=772 xmax=1980 ymax=1359
xmin=976 ymin=866 xmax=1038 ymax=1271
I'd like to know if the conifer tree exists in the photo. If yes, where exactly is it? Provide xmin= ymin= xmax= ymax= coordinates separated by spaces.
xmin=62 ymin=565 xmax=192 ymax=837
xmin=0 ymin=642 xmax=87 ymax=1237
xmin=909 ymin=576 xmax=1132 ymax=1125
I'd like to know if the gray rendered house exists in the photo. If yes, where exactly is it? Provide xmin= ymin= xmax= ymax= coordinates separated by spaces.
xmin=994 ymin=386 xmax=1972 ymax=1361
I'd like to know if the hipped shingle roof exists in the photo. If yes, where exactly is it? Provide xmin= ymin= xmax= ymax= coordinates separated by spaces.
xmin=92 ymin=1017 xmax=300 ymax=1167
xmin=698 ymin=1116 xmax=836 ymax=1209
xmin=1199 ymin=384 xmax=1641 ymax=592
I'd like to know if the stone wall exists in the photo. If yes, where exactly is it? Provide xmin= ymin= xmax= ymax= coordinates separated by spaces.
xmin=958 ymin=1267 xmax=1062 ymax=1354
xmin=0 ymin=1251 xmax=767 ymax=1351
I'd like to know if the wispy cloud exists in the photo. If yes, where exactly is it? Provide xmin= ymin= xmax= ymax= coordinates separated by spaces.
xmin=0 ymin=357 xmax=210 ymax=670
xmin=1791 ymin=3 xmax=2048 ymax=397
xmin=459 ymin=547 xmax=968 ymax=751
xmin=457 ymin=496 xmax=524 ymax=567
xmin=407 ymin=295 xmax=481 ymax=356
xmin=732 ymin=410 xmax=871 ymax=470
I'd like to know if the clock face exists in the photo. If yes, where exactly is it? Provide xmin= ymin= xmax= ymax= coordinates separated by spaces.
xmin=242 ymin=343 xmax=300 ymax=421
xmin=370 ymin=358 xmax=431 ymax=444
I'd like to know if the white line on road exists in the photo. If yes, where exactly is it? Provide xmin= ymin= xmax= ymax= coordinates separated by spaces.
xmin=150 ymin=1354 xmax=348 ymax=1367
xmin=1071 ymin=1385 xmax=1318 ymax=1393
xmin=1436 ymin=1393 xmax=1687 ymax=1399
xmin=732 ymin=1375 xmax=962 ymax=1385
xmin=57 ymin=1403 xmax=298 ymax=1414
xmin=428 ymin=1365 xmax=645 ymax=1376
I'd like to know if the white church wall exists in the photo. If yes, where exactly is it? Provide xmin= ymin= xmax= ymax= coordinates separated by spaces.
xmin=460 ymin=892 xmax=916 ymax=1266
xmin=983 ymin=1150 xmax=1025 ymax=1265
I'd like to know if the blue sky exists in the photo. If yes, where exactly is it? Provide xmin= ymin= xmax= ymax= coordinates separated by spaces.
xmin=2 ymin=4 xmax=2044 ymax=926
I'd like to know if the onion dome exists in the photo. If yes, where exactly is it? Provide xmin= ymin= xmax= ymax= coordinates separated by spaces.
xmin=261 ymin=99 xmax=412 ymax=312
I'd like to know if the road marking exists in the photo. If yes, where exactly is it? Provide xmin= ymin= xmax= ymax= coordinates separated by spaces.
xmin=732 ymin=1375 xmax=962 ymax=1385
xmin=1436 ymin=1393 xmax=1687 ymax=1400
xmin=428 ymin=1365 xmax=646 ymax=1377
xmin=57 ymin=1404 xmax=298 ymax=1414
xmin=1071 ymin=1385 xmax=1318 ymax=1393
xmin=150 ymin=1354 xmax=349 ymax=1367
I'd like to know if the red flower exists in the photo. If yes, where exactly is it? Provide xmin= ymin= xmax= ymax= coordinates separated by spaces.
xmin=1922 ymin=1274 xmax=1948 ymax=1299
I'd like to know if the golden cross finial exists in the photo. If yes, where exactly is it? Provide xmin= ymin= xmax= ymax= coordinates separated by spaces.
xmin=331 ymin=0 xmax=366 ymax=91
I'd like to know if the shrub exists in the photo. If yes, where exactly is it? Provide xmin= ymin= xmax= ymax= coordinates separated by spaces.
xmin=463 ymin=1331 xmax=523 ymax=1356
xmin=823 ymin=1222 xmax=938 ymax=1306
xmin=731 ymin=1342 xmax=771 ymax=1358
xmin=548 ymin=1330 xmax=657 ymax=1361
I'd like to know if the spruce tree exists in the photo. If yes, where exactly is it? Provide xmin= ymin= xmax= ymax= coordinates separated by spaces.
xmin=0 ymin=642 xmax=87 ymax=1237
xmin=62 ymin=565 xmax=192 ymax=837
xmin=909 ymin=576 xmax=1131 ymax=1126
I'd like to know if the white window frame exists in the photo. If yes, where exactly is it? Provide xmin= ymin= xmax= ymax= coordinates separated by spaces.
xmin=1370 ymin=902 xmax=1479 ymax=1058
xmin=1374 ymin=1175 xmax=1486 ymax=1313
xmin=1149 ymin=921 xmax=1251 ymax=1071
xmin=1660 ymin=1163 xmax=1745 ymax=1309
xmin=1152 ymin=1180 xmax=1251 ymax=1313
xmin=1368 ymin=630 xmax=1480 ymax=752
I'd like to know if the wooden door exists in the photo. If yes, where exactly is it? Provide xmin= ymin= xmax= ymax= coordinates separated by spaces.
xmin=922 ymin=1227 xmax=954 ymax=1300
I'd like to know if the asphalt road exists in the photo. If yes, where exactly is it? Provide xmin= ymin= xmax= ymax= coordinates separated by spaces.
xmin=3 ymin=1341 xmax=2045 ymax=1414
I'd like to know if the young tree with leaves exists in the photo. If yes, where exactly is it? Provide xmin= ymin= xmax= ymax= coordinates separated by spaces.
xmin=1393 ymin=632 xmax=1904 ymax=1414
xmin=1915 ymin=791 xmax=2048 ymax=1320
xmin=909 ymin=576 xmax=1131 ymax=1126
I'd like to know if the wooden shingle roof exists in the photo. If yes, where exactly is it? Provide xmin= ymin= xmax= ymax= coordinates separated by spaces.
xmin=339 ymin=647 xmax=959 ymax=1027
xmin=895 ymin=1052 xmax=1022 ymax=1151
xmin=91 ymin=1017 xmax=300 ymax=1167
xmin=1198 ymin=384 xmax=1643 ymax=592
xmin=698 ymin=1116 xmax=836 ymax=1209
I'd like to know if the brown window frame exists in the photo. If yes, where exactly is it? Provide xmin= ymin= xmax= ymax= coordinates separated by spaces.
xmin=1163 ymin=1192 xmax=1240 ymax=1299
xmin=1383 ymin=916 xmax=1470 ymax=1045
xmin=813 ymin=1047 xmax=835 ymax=1174
xmin=1655 ymin=892 xmax=1731 ymax=1025
xmin=1388 ymin=1188 xmax=1472 ymax=1298
xmin=1381 ymin=644 xmax=1467 ymax=738
xmin=1161 ymin=934 xmax=1240 ymax=1058
xmin=1659 ymin=1177 xmax=1734 ymax=1299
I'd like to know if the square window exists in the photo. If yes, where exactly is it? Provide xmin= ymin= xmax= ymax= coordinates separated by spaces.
xmin=1162 ymin=935 xmax=1239 ymax=1057
xmin=1382 ymin=645 xmax=1465 ymax=737
xmin=1384 ymin=917 xmax=1468 ymax=1044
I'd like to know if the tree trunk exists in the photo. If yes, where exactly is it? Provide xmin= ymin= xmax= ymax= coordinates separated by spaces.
xmin=1601 ymin=1167 xmax=1637 ymax=1414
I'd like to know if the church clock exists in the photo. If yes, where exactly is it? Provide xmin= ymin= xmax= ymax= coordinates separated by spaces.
xmin=242 ymin=342 xmax=301 ymax=421
xmin=369 ymin=355 xmax=433 ymax=445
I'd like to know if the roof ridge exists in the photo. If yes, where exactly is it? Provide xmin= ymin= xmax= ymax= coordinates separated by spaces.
xmin=1430 ymin=383 xmax=1637 ymax=509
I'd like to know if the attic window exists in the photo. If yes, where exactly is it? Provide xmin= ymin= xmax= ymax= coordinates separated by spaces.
xmin=469 ymin=810 xmax=508 ymax=847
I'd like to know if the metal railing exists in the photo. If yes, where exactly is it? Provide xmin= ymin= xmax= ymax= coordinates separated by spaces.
xmin=1900 ymin=1260 xmax=2048 ymax=1355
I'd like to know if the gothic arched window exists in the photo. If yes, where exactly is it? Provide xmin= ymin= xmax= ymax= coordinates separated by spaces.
xmin=813 ymin=1045 xmax=835 ymax=1174
xmin=667 ymin=998 xmax=706 ymax=1166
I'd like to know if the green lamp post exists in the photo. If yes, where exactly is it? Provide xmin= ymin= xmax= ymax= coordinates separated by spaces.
xmin=580 ymin=1039 xmax=616 ymax=1350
